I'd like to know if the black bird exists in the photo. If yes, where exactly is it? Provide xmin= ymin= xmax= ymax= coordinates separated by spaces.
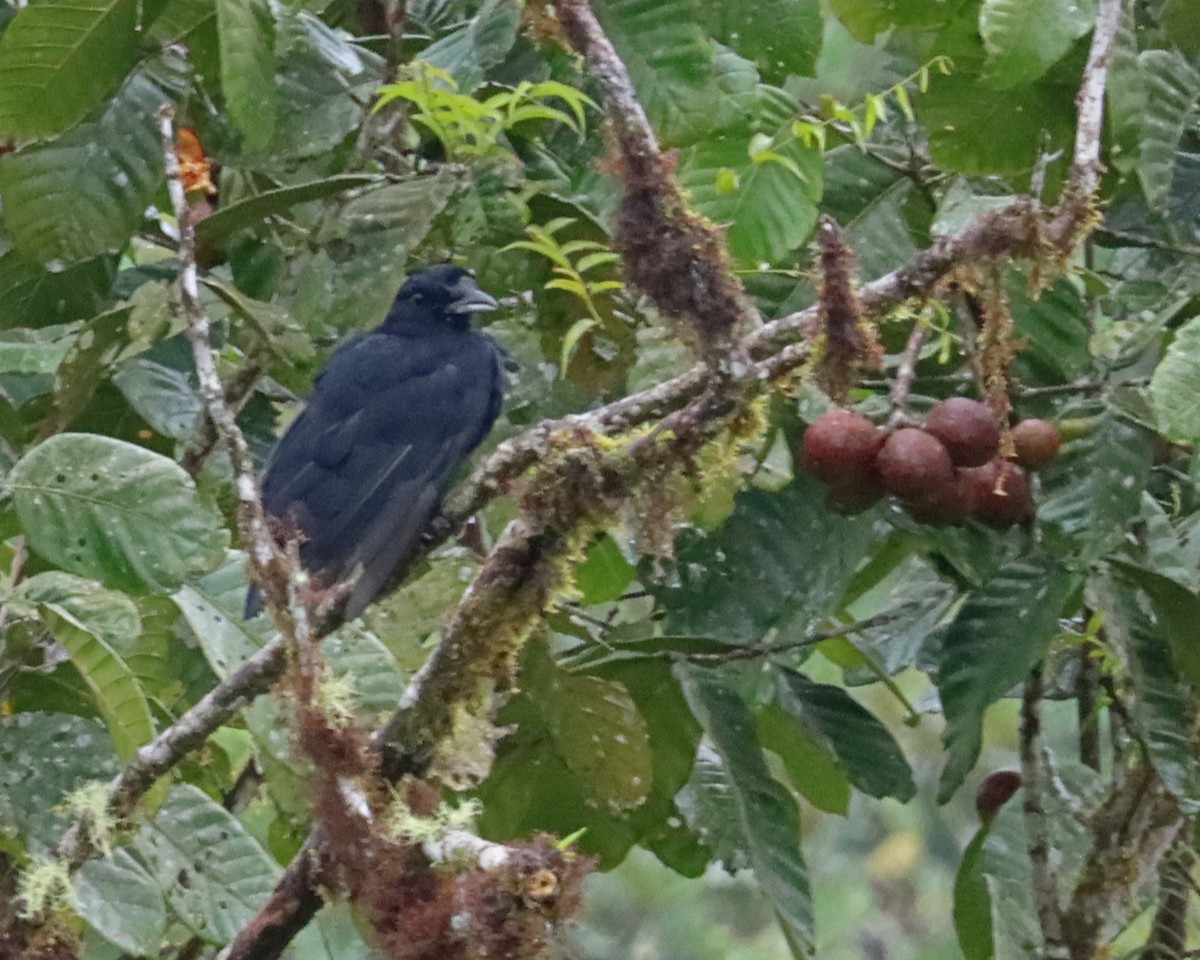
xmin=246 ymin=264 xmax=505 ymax=620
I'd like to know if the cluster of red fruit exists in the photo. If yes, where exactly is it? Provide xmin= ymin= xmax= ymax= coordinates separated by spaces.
xmin=799 ymin=398 xmax=1062 ymax=527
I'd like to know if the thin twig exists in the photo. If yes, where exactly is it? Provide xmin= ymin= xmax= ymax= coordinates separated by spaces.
xmin=888 ymin=321 xmax=928 ymax=425
xmin=1021 ymin=665 xmax=1067 ymax=957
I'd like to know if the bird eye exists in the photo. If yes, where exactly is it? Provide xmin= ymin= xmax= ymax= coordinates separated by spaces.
xmin=412 ymin=293 xmax=425 ymax=303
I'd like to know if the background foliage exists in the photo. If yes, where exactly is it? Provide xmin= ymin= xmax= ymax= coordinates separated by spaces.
xmin=0 ymin=0 xmax=1198 ymax=957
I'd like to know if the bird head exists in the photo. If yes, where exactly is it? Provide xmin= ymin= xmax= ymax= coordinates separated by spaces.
xmin=386 ymin=264 xmax=499 ymax=330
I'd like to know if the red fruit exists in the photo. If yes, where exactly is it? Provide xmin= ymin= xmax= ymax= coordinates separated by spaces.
xmin=976 ymin=770 xmax=1022 ymax=822
xmin=875 ymin=428 xmax=955 ymax=500
xmin=905 ymin=471 xmax=978 ymax=526
xmin=923 ymin=397 xmax=1001 ymax=468
xmin=1011 ymin=419 xmax=1062 ymax=470
xmin=964 ymin=459 xmax=1034 ymax=528
xmin=825 ymin=472 xmax=886 ymax=515
xmin=800 ymin=410 xmax=884 ymax=486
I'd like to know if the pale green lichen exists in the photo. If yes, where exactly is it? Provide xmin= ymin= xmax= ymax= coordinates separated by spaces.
xmin=61 ymin=780 xmax=116 ymax=859
xmin=17 ymin=856 xmax=75 ymax=919
xmin=384 ymin=792 xmax=482 ymax=845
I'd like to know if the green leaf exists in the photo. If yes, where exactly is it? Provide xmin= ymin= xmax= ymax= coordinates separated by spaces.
xmin=0 ymin=712 xmax=118 ymax=850
xmin=575 ymin=534 xmax=636 ymax=605
xmin=953 ymin=828 xmax=995 ymax=960
xmin=829 ymin=0 xmax=967 ymax=42
xmin=694 ymin=0 xmax=822 ymax=80
xmin=0 ymin=0 xmax=161 ymax=140
xmin=0 ymin=73 xmax=166 ymax=263
xmin=525 ymin=642 xmax=653 ymax=812
xmin=652 ymin=474 xmax=879 ymax=644
xmin=1113 ymin=562 xmax=1200 ymax=691
xmin=0 ymin=330 xmax=74 ymax=375
xmin=1151 ymin=315 xmax=1200 ymax=444
xmin=8 ymin=433 xmax=228 ymax=593
xmin=774 ymin=668 xmax=916 ymax=802
xmin=215 ymin=0 xmax=277 ymax=152
xmin=75 ymin=848 xmax=168 ymax=955
xmin=594 ymin=0 xmax=754 ymax=146
xmin=936 ymin=556 xmax=1072 ymax=801
xmin=135 ymin=784 xmax=279 ymax=944
xmin=919 ymin=74 xmax=1076 ymax=180
xmin=1109 ymin=578 xmax=1200 ymax=812
xmin=756 ymin=703 xmax=851 ymax=815
xmin=677 ymin=665 xmax=813 ymax=957
xmin=193 ymin=174 xmax=386 ymax=247
xmin=18 ymin=572 xmax=155 ymax=762
xmin=0 ymin=254 xmax=114 ymax=329
xmin=679 ymin=133 xmax=822 ymax=264
xmin=323 ymin=623 xmax=407 ymax=719
xmin=421 ymin=0 xmax=521 ymax=90
xmin=1136 ymin=50 xmax=1200 ymax=211
xmin=112 ymin=359 xmax=204 ymax=440
xmin=979 ymin=0 xmax=1095 ymax=89
xmin=1036 ymin=403 xmax=1155 ymax=566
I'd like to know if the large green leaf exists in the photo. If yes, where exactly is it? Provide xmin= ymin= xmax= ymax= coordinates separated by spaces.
xmin=0 ymin=0 xmax=160 ymax=140
xmin=75 ymin=848 xmax=168 ymax=955
xmin=594 ymin=0 xmax=754 ymax=146
xmin=979 ymin=0 xmax=1095 ymax=89
xmin=0 ymin=254 xmax=114 ymax=329
xmin=830 ymin=0 xmax=968 ymax=42
xmin=135 ymin=784 xmax=279 ymax=945
xmin=756 ymin=703 xmax=851 ymax=815
xmin=215 ymin=0 xmax=277 ymax=152
xmin=8 ymin=433 xmax=228 ymax=593
xmin=921 ymin=75 xmax=1077 ymax=179
xmin=677 ymin=665 xmax=813 ymax=958
xmin=679 ymin=133 xmax=822 ymax=264
xmin=421 ymin=0 xmax=520 ymax=90
xmin=652 ymin=474 xmax=879 ymax=643
xmin=1109 ymin=578 xmax=1200 ymax=812
xmin=0 ymin=712 xmax=118 ymax=850
xmin=0 ymin=73 xmax=165 ymax=264
xmin=1036 ymin=403 xmax=1155 ymax=566
xmin=694 ymin=0 xmax=822 ymax=81
xmin=112 ymin=358 xmax=204 ymax=440
xmin=18 ymin=572 xmax=154 ymax=761
xmin=1150 ymin=314 xmax=1200 ymax=444
xmin=773 ymin=668 xmax=916 ymax=801
xmin=0 ymin=327 xmax=75 ymax=375
xmin=1136 ymin=50 xmax=1200 ymax=211
xmin=936 ymin=556 xmax=1072 ymax=801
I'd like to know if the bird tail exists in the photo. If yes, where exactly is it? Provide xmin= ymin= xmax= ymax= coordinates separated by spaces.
xmin=244 ymin=585 xmax=262 ymax=619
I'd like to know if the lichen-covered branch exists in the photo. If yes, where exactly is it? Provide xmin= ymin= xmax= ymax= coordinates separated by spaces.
xmin=1021 ymin=666 xmax=1066 ymax=958
xmin=1061 ymin=764 xmax=1183 ymax=960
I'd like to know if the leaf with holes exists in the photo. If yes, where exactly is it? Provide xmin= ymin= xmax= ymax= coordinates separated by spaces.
xmin=694 ymin=0 xmax=822 ymax=81
xmin=0 ymin=0 xmax=164 ymax=141
xmin=135 ymin=784 xmax=279 ymax=944
xmin=8 ymin=433 xmax=228 ymax=593
xmin=936 ymin=556 xmax=1073 ymax=801
xmin=75 ymin=848 xmax=168 ymax=955
xmin=0 ymin=73 xmax=165 ymax=264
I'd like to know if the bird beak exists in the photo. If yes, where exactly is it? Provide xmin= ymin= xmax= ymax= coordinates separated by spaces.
xmin=449 ymin=281 xmax=499 ymax=315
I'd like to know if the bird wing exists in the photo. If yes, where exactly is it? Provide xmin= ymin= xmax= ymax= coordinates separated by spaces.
xmin=260 ymin=329 xmax=503 ymax=616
